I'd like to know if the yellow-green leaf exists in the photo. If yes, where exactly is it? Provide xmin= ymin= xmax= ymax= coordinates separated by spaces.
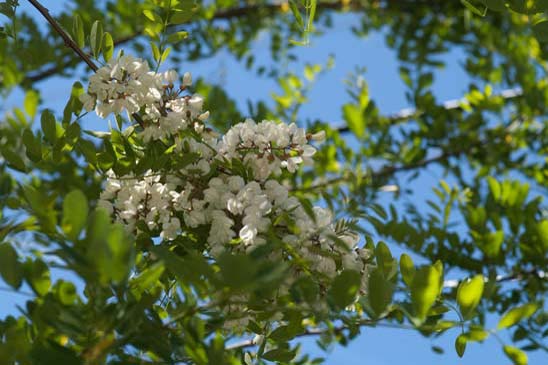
xmin=411 ymin=265 xmax=442 ymax=322
xmin=455 ymin=334 xmax=467 ymax=357
xmin=25 ymin=259 xmax=51 ymax=296
xmin=498 ymin=303 xmax=539 ymax=330
xmin=72 ymin=14 xmax=85 ymax=48
xmin=90 ymin=20 xmax=103 ymax=59
xmin=400 ymin=253 xmax=415 ymax=286
xmin=457 ymin=275 xmax=484 ymax=319
xmin=342 ymin=103 xmax=364 ymax=138
xmin=503 ymin=345 xmax=528 ymax=365
xmin=103 ymin=32 xmax=114 ymax=62
xmin=24 ymin=90 xmax=39 ymax=119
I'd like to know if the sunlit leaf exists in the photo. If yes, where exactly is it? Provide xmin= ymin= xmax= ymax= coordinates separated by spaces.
xmin=498 ymin=303 xmax=539 ymax=330
xmin=457 ymin=275 xmax=484 ymax=319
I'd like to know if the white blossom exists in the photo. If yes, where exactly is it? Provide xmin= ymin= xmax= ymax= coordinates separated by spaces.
xmin=84 ymin=57 xmax=371 ymax=304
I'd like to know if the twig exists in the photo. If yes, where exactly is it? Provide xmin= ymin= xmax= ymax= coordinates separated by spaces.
xmin=225 ymin=321 xmax=369 ymax=351
xmin=334 ymin=87 xmax=523 ymax=132
xmin=296 ymin=143 xmax=471 ymax=192
xmin=27 ymin=0 xmax=98 ymax=72
xmin=0 ymin=286 xmax=35 ymax=297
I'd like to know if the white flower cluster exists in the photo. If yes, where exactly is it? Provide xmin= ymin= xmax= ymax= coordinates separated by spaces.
xmin=219 ymin=119 xmax=322 ymax=180
xmin=84 ymin=54 xmax=368 ymax=290
xmin=80 ymin=53 xmax=207 ymax=142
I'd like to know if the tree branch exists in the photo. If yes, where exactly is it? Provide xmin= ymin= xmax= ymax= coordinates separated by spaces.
xmin=296 ymin=143 xmax=472 ymax=192
xmin=334 ymin=87 xmax=523 ymax=132
xmin=27 ymin=0 xmax=98 ymax=72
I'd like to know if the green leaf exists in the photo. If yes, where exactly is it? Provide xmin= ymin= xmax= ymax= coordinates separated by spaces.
xmin=142 ymin=9 xmax=158 ymax=22
xmin=102 ymin=32 xmax=114 ymax=62
xmin=328 ymin=270 xmax=361 ymax=310
xmin=86 ymin=209 xmax=135 ymax=285
xmin=503 ymin=345 xmax=528 ymax=365
xmin=342 ymin=103 xmax=365 ymax=138
xmin=498 ymin=303 xmax=539 ymax=329
xmin=152 ymin=246 xmax=213 ymax=288
xmin=25 ymin=259 xmax=51 ymax=296
xmin=55 ymin=280 xmax=77 ymax=305
xmin=288 ymin=0 xmax=304 ymax=29
xmin=262 ymin=348 xmax=297 ymax=362
xmin=457 ymin=275 xmax=484 ymax=319
xmin=22 ymin=129 xmax=42 ymax=162
xmin=375 ymin=241 xmax=396 ymax=279
xmin=150 ymin=41 xmax=161 ymax=62
xmin=90 ymin=20 xmax=103 ymax=59
xmin=269 ymin=324 xmax=302 ymax=342
xmin=130 ymin=262 xmax=164 ymax=297
xmin=24 ymin=90 xmax=39 ymax=119
xmin=160 ymin=47 xmax=171 ymax=63
xmin=0 ymin=146 xmax=27 ymax=172
xmin=487 ymin=176 xmax=501 ymax=200
xmin=217 ymin=253 xmax=257 ymax=289
xmin=72 ymin=14 xmax=85 ymax=48
xmin=62 ymin=190 xmax=88 ymax=241
xmin=307 ymin=0 xmax=317 ymax=30
xmin=399 ymin=253 xmax=415 ymax=287
xmin=167 ymin=31 xmax=188 ymax=44
xmin=0 ymin=2 xmax=14 ymax=18
xmin=104 ymin=224 xmax=135 ymax=283
xmin=23 ymin=185 xmax=56 ymax=232
xmin=63 ymin=82 xmax=85 ymax=123
xmin=367 ymin=268 xmax=394 ymax=317
xmin=0 ymin=242 xmax=23 ymax=289
xmin=410 ymin=265 xmax=442 ymax=322
xmin=455 ymin=334 xmax=467 ymax=357
xmin=290 ymin=276 xmax=319 ymax=303
xmin=41 ymin=109 xmax=57 ymax=143
xmin=479 ymin=230 xmax=504 ymax=258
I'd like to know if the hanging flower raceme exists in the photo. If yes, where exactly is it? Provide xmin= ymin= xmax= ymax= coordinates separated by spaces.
xmin=82 ymin=54 xmax=371 ymax=319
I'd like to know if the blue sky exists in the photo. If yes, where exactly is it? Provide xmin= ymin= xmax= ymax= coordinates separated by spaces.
xmin=1 ymin=3 xmax=546 ymax=365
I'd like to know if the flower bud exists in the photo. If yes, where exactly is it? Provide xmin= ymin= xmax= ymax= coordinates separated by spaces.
xmin=182 ymin=72 xmax=192 ymax=87
xmin=310 ymin=130 xmax=326 ymax=143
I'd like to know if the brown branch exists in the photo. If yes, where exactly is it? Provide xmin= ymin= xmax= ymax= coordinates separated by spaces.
xmin=27 ymin=0 xmax=145 ymax=128
xmin=27 ymin=0 xmax=98 ymax=72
